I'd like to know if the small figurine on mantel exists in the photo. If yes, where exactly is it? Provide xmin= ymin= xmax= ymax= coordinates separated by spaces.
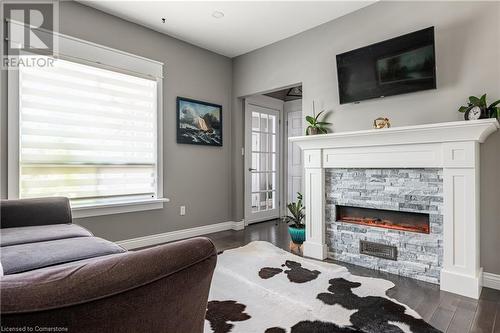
xmin=373 ymin=117 xmax=391 ymax=129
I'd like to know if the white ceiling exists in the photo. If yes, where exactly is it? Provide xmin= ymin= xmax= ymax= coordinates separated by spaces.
xmin=79 ymin=1 xmax=375 ymax=58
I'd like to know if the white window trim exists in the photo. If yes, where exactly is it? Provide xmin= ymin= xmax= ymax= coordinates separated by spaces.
xmin=71 ymin=198 xmax=170 ymax=219
xmin=7 ymin=28 xmax=168 ymax=217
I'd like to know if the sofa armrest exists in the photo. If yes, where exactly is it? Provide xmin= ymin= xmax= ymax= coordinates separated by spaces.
xmin=1 ymin=237 xmax=217 ymax=333
xmin=1 ymin=197 xmax=72 ymax=228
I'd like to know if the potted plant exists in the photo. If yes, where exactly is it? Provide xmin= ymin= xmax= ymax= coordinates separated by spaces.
xmin=282 ymin=192 xmax=306 ymax=244
xmin=458 ymin=94 xmax=500 ymax=120
xmin=305 ymin=102 xmax=331 ymax=135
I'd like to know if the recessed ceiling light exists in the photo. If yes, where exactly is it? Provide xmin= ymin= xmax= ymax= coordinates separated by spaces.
xmin=212 ymin=11 xmax=224 ymax=19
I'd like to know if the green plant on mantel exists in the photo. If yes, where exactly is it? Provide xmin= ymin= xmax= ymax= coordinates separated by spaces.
xmin=458 ymin=94 xmax=500 ymax=119
xmin=305 ymin=101 xmax=331 ymax=135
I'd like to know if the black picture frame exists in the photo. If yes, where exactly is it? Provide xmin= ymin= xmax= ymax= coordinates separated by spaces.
xmin=176 ymin=97 xmax=223 ymax=147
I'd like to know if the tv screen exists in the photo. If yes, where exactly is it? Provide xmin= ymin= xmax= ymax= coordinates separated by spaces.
xmin=336 ymin=27 xmax=436 ymax=104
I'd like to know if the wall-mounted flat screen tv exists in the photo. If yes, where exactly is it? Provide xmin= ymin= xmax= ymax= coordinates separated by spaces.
xmin=336 ymin=27 xmax=436 ymax=104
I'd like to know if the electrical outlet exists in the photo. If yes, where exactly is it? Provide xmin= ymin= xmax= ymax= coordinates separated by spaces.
xmin=180 ymin=205 xmax=186 ymax=216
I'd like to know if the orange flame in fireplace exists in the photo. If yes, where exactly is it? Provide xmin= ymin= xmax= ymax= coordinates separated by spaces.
xmin=340 ymin=216 xmax=430 ymax=234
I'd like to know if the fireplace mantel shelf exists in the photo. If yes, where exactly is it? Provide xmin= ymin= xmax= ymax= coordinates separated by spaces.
xmin=291 ymin=118 xmax=499 ymax=299
xmin=290 ymin=119 xmax=499 ymax=150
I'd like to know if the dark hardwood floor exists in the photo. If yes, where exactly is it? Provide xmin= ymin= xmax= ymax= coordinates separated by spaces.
xmin=202 ymin=219 xmax=500 ymax=333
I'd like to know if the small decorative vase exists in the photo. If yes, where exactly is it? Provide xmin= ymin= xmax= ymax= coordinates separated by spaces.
xmin=306 ymin=127 xmax=319 ymax=135
xmin=288 ymin=226 xmax=306 ymax=244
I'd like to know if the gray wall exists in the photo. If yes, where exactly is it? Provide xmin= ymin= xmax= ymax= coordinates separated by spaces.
xmin=231 ymin=1 xmax=500 ymax=273
xmin=1 ymin=1 xmax=233 ymax=241
xmin=1 ymin=1 xmax=498 ymax=274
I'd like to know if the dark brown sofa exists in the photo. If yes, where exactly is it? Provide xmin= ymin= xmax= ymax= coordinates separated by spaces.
xmin=0 ymin=198 xmax=217 ymax=333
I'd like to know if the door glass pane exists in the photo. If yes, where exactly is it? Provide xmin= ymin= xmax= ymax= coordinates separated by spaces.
xmin=269 ymin=115 xmax=276 ymax=133
xmin=252 ymin=133 xmax=259 ymax=152
xmin=269 ymin=173 xmax=276 ymax=191
xmin=259 ymin=192 xmax=267 ymax=211
xmin=260 ymin=134 xmax=268 ymax=152
xmin=252 ymin=112 xmax=259 ymax=131
xmin=260 ymin=114 xmax=268 ymax=132
xmin=268 ymin=191 xmax=275 ymax=210
xmin=251 ymin=153 xmax=259 ymax=170
xmin=251 ymin=193 xmax=259 ymax=212
xmin=270 ymin=153 xmax=276 ymax=171
xmin=270 ymin=134 xmax=276 ymax=153
xmin=259 ymin=153 xmax=267 ymax=172
xmin=260 ymin=173 xmax=267 ymax=191
xmin=251 ymin=173 xmax=259 ymax=192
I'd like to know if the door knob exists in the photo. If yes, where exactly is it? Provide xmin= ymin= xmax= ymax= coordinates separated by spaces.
xmin=248 ymin=168 xmax=256 ymax=171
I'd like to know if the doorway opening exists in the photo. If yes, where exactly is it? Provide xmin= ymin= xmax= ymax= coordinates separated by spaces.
xmin=244 ymin=85 xmax=303 ymax=225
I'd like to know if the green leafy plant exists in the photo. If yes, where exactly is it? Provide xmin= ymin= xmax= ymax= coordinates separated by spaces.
xmin=305 ymin=102 xmax=331 ymax=135
xmin=458 ymin=94 xmax=500 ymax=119
xmin=282 ymin=192 xmax=305 ymax=229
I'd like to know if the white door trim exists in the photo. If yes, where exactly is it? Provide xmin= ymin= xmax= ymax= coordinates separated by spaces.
xmin=283 ymin=100 xmax=303 ymax=215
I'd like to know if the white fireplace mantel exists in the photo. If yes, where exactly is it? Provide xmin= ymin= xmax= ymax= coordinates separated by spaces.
xmin=290 ymin=119 xmax=499 ymax=299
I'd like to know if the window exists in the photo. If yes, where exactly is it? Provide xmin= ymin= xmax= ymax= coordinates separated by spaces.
xmin=8 ymin=52 xmax=166 ymax=217
xmin=17 ymin=57 xmax=159 ymax=206
xmin=7 ymin=27 xmax=166 ymax=217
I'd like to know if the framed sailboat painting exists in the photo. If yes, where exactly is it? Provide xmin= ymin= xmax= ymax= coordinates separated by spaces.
xmin=176 ymin=97 xmax=222 ymax=147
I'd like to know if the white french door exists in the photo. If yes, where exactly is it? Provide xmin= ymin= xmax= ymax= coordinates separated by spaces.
xmin=244 ymin=97 xmax=282 ymax=224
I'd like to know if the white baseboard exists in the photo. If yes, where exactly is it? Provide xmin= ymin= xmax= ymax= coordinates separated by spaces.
xmin=483 ymin=272 xmax=500 ymax=291
xmin=117 ymin=220 xmax=245 ymax=250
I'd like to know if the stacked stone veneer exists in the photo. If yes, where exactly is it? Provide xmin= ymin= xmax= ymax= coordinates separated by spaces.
xmin=325 ymin=168 xmax=443 ymax=284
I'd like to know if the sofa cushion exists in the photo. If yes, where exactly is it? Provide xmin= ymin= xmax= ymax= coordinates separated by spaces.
xmin=0 ymin=224 xmax=93 ymax=247
xmin=1 ymin=237 xmax=126 ymax=275
xmin=1 ymin=197 xmax=72 ymax=228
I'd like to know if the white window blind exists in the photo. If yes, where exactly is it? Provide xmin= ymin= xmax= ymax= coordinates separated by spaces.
xmin=18 ymin=58 xmax=158 ymax=205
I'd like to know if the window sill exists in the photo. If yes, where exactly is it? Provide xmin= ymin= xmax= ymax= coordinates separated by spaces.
xmin=71 ymin=198 xmax=170 ymax=219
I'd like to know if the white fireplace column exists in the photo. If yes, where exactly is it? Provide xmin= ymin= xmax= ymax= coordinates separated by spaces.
xmin=440 ymin=141 xmax=482 ymax=298
xmin=291 ymin=119 xmax=499 ymax=299
xmin=303 ymin=149 xmax=327 ymax=259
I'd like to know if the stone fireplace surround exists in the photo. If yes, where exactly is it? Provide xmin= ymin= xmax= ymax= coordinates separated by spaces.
xmin=289 ymin=119 xmax=499 ymax=299
xmin=326 ymin=168 xmax=443 ymax=284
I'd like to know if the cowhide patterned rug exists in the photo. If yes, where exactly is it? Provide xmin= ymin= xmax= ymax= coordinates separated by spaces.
xmin=204 ymin=241 xmax=441 ymax=333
